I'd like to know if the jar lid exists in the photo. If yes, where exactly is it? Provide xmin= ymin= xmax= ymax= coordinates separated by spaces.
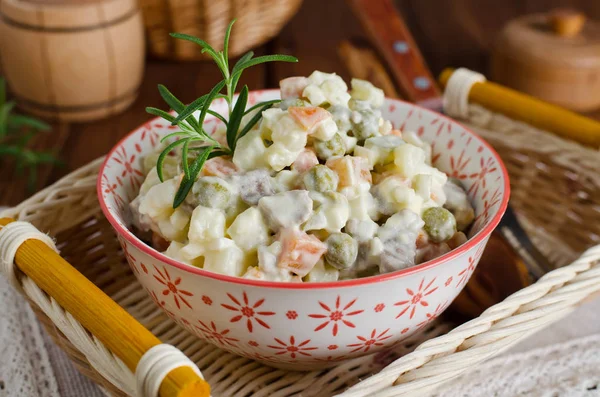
xmin=496 ymin=10 xmax=600 ymax=70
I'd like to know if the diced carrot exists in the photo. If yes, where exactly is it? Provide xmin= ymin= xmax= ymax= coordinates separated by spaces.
xmin=326 ymin=156 xmax=372 ymax=188
xmin=277 ymin=228 xmax=327 ymax=277
xmin=280 ymin=76 xmax=309 ymax=99
xmin=390 ymin=129 xmax=403 ymax=137
xmin=291 ymin=148 xmax=319 ymax=173
xmin=202 ymin=156 xmax=239 ymax=178
xmin=288 ymin=106 xmax=330 ymax=131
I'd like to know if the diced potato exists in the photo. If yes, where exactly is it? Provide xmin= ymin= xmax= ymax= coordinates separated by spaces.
xmin=402 ymin=130 xmax=433 ymax=165
xmin=443 ymin=180 xmax=475 ymax=231
xmin=271 ymin=170 xmax=301 ymax=192
xmin=305 ymin=260 xmax=339 ymax=282
xmin=203 ymin=238 xmax=246 ymax=277
xmin=413 ymin=174 xmax=432 ymax=201
xmin=139 ymin=168 xmax=162 ymax=196
xmin=227 ymin=207 xmax=270 ymax=252
xmin=165 ymin=241 xmax=205 ymax=268
xmin=345 ymin=218 xmax=379 ymax=243
xmin=202 ymin=157 xmax=238 ymax=178
xmin=156 ymin=207 xmax=190 ymax=242
xmin=138 ymin=179 xmax=177 ymax=219
xmin=292 ymin=148 xmax=319 ymax=173
xmin=303 ymin=191 xmax=349 ymax=233
xmin=232 ymin=129 xmax=270 ymax=170
xmin=326 ymin=155 xmax=372 ymax=188
xmin=365 ymin=135 xmax=405 ymax=166
xmin=277 ymin=228 xmax=327 ymax=277
xmin=188 ymin=206 xmax=226 ymax=243
xmin=393 ymin=143 xmax=426 ymax=178
xmin=311 ymin=118 xmax=338 ymax=141
xmin=372 ymin=175 xmax=421 ymax=215
xmin=350 ymin=78 xmax=385 ymax=108
xmin=353 ymin=146 xmax=377 ymax=169
xmin=258 ymin=190 xmax=313 ymax=232
xmin=280 ymin=76 xmax=309 ymax=99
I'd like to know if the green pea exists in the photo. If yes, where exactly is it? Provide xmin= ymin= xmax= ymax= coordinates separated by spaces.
xmin=191 ymin=176 xmax=233 ymax=210
xmin=422 ymin=207 xmax=457 ymax=243
xmin=303 ymin=165 xmax=339 ymax=193
xmin=313 ymin=133 xmax=346 ymax=160
xmin=351 ymin=109 xmax=380 ymax=141
xmin=325 ymin=233 xmax=358 ymax=270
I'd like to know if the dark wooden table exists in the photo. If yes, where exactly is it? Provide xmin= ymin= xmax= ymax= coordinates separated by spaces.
xmin=2 ymin=0 xmax=600 ymax=206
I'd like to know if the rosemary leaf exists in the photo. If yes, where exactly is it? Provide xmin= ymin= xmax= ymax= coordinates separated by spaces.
xmin=160 ymin=131 xmax=191 ymax=143
xmin=156 ymin=139 xmax=187 ymax=182
xmin=232 ymin=54 xmax=298 ymax=76
xmin=223 ymin=20 xmax=235 ymax=70
xmin=173 ymin=145 xmax=214 ymax=208
xmin=206 ymin=109 xmax=228 ymax=125
xmin=146 ymin=107 xmax=177 ymax=123
xmin=226 ymin=85 xmax=248 ymax=151
xmin=237 ymin=103 xmax=275 ymax=140
xmin=197 ymin=80 xmax=226 ymax=128
xmin=181 ymin=138 xmax=191 ymax=177
xmin=158 ymin=85 xmax=201 ymax=131
xmin=170 ymin=33 xmax=227 ymax=75
xmin=244 ymin=99 xmax=281 ymax=115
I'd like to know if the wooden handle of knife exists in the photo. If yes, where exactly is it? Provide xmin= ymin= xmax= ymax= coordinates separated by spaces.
xmin=347 ymin=0 xmax=441 ymax=105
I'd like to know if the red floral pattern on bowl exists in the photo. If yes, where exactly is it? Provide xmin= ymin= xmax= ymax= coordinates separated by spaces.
xmin=98 ymin=90 xmax=509 ymax=370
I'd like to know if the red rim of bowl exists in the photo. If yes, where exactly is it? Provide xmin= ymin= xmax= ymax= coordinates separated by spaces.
xmin=97 ymin=90 xmax=510 ymax=290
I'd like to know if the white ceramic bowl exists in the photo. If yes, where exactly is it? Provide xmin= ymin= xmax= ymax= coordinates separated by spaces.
xmin=98 ymin=90 xmax=509 ymax=370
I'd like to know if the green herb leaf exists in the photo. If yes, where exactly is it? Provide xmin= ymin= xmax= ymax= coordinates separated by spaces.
xmin=156 ymin=139 xmax=187 ymax=182
xmin=238 ymin=103 xmax=275 ymax=140
xmin=170 ymin=33 xmax=227 ymax=75
xmin=226 ymin=85 xmax=248 ymax=151
xmin=206 ymin=109 xmax=228 ymax=125
xmin=181 ymin=138 xmax=191 ymax=177
xmin=146 ymin=107 xmax=177 ymax=123
xmin=223 ymin=20 xmax=235 ymax=70
xmin=6 ymin=114 xmax=51 ymax=131
xmin=157 ymin=85 xmax=200 ymax=130
xmin=171 ymin=93 xmax=210 ymax=125
xmin=160 ymin=131 xmax=191 ymax=143
xmin=244 ymin=99 xmax=281 ymax=115
xmin=232 ymin=54 xmax=298 ymax=76
xmin=173 ymin=145 xmax=214 ymax=208
xmin=197 ymin=80 xmax=226 ymax=128
xmin=0 ymin=101 xmax=16 ymax=138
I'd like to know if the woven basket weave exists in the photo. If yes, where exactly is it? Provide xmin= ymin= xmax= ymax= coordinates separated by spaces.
xmin=139 ymin=0 xmax=303 ymax=60
xmin=2 ymin=104 xmax=600 ymax=396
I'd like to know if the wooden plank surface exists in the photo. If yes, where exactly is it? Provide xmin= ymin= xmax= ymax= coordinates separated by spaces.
xmin=2 ymin=0 xmax=599 ymax=206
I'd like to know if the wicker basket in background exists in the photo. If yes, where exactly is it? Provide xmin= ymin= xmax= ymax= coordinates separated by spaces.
xmin=139 ymin=0 xmax=303 ymax=60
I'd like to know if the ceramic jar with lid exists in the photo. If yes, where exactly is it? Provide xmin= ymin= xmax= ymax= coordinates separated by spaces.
xmin=492 ymin=9 xmax=600 ymax=112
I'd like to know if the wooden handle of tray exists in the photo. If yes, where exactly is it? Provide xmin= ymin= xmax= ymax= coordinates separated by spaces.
xmin=439 ymin=68 xmax=600 ymax=148
xmin=346 ymin=0 xmax=442 ymax=107
xmin=0 ymin=218 xmax=210 ymax=397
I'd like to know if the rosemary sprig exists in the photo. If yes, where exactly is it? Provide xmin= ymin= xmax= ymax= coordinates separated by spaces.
xmin=0 ymin=77 xmax=60 ymax=191
xmin=147 ymin=20 xmax=298 ymax=208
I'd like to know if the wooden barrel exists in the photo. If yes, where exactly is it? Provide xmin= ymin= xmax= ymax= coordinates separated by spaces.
xmin=0 ymin=0 xmax=145 ymax=122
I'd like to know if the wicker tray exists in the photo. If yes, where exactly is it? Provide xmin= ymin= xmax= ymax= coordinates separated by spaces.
xmin=2 ymin=103 xmax=600 ymax=396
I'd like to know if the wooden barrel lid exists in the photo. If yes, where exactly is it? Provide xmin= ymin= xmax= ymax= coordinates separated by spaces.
xmin=0 ymin=0 xmax=137 ymax=30
xmin=496 ymin=10 xmax=600 ymax=71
